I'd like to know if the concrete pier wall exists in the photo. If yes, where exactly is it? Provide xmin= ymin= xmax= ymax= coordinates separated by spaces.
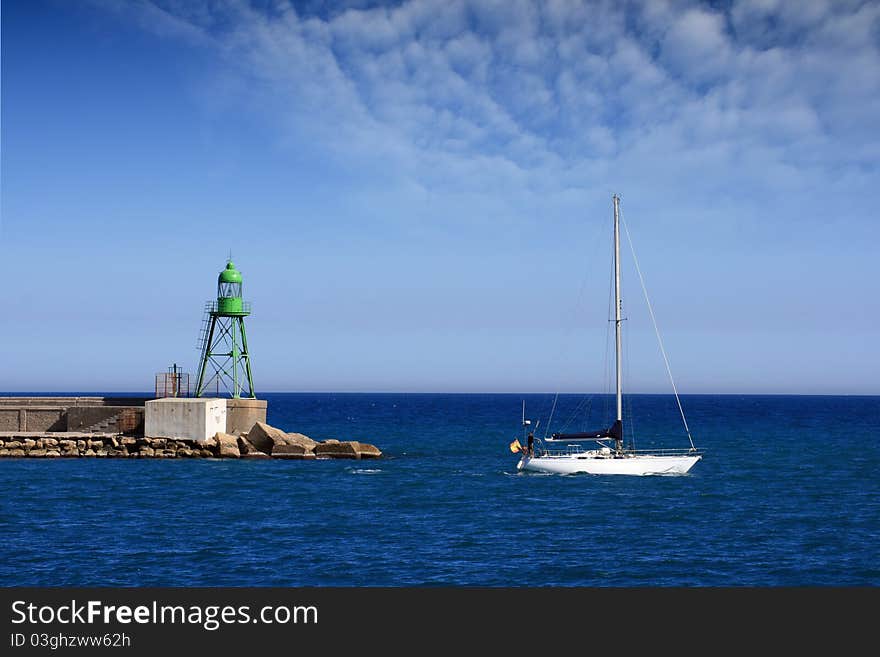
xmin=0 ymin=397 xmax=148 ymax=433
xmin=0 ymin=396 xmax=263 ymax=437
xmin=0 ymin=407 xmax=66 ymax=432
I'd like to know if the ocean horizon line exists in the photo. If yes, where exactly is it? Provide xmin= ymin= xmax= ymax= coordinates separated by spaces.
xmin=2 ymin=390 xmax=878 ymax=398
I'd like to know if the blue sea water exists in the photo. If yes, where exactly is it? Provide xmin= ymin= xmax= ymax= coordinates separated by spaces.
xmin=1 ymin=393 xmax=878 ymax=586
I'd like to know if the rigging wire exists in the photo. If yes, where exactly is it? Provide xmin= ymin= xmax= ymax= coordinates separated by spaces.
xmin=620 ymin=208 xmax=696 ymax=451
xmin=554 ymin=394 xmax=593 ymax=434
xmin=543 ymin=393 xmax=559 ymax=439
xmin=542 ymin=206 xmax=611 ymax=438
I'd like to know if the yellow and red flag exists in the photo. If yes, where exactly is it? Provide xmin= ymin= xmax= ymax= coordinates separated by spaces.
xmin=509 ymin=439 xmax=522 ymax=453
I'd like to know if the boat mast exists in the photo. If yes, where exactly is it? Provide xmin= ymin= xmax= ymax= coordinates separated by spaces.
xmin=613 ymin=194 xmax=623 ymax=453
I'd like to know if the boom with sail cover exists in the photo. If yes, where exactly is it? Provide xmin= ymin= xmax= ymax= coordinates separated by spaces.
xmin=547 ymin=419 xmax=622 ymax=442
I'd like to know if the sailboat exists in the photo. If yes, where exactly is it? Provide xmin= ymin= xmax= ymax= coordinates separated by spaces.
xmin=515 ymin=195 xmax=702 ymax=476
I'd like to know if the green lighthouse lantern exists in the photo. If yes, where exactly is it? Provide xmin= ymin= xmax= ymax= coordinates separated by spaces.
xmin=195 ymin=259 xmax=256 ymax=399
xmin=217 ymin=261 xmax=245 ymax=315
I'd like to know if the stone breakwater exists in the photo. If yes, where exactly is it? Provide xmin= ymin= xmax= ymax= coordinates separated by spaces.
xmin=0 ymin=422 xmax=382 ymax=460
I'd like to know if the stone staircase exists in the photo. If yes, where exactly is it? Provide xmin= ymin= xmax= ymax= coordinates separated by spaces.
xmin=71 ymin=408 xmax=144 ymax=435
xmin=83 ymin=414 xmax=121 ymax=433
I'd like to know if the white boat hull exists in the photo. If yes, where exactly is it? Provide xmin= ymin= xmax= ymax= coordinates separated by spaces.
xmin=517 ymin=452 xmax=701 ymax=476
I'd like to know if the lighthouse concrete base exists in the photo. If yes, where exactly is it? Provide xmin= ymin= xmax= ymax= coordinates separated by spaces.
xmin=226 ymin=398 xmax=268 ymax=436
xmin=145 ymin=398 xmax=227 ymax=443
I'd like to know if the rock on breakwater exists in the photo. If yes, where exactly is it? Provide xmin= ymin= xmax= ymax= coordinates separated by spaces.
xmin=0 ymin=421 xmax=383 ymax=460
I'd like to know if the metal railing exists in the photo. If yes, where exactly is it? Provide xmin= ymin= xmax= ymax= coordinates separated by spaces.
xmin=536 ymin=445 xmax=702 ymax=458
xmin=204 ymin=300 xmax=252 ymax=314
xmin=154 ymin=372 xmax=191 ymax=398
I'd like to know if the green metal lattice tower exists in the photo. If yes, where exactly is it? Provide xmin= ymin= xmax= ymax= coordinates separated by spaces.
xmin=195 ymin=259 xmax=256 ymax=398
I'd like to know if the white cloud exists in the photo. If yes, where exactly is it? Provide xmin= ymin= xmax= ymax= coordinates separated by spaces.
xmin=660 ymin=8 xmax=733 ymax=83
xmin=106 ymin=0 xmax=879 ymax=227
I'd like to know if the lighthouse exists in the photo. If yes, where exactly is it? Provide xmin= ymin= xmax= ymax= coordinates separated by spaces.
xmin=195 ymin=259 xmax=256 ymax=399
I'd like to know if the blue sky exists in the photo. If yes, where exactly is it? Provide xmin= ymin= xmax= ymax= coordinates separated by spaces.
xmin=2 ymin=0 xmax=878 ymax=394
